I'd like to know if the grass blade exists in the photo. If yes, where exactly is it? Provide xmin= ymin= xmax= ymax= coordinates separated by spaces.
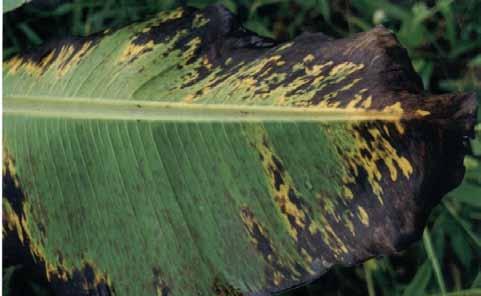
xmin=423 ymin=228 xmax=447 ymax=296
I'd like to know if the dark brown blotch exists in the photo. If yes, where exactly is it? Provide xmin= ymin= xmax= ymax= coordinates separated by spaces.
xmin=212 ymin=277 xmax=243 ymax=296
xmin=152 ymin=267 xmax=170 ymax=296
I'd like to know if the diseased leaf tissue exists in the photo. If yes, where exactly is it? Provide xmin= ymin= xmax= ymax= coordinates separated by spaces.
xmin=2 ymin=4 xmax=477 ymax=296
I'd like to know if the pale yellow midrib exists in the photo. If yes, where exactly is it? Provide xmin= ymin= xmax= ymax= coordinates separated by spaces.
xmin=3 ymin=95 xmax=402 ymax=122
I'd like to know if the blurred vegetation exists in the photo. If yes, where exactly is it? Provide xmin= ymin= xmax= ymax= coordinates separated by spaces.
xmin=3 ymin=0 xmax=481 ymax=295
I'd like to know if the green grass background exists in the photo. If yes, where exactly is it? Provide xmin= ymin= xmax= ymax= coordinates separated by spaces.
xmin=3 ymin=1 xmax=481 ymax=295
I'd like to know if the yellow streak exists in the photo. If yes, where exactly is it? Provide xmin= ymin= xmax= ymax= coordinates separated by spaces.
xmin=119 ymin=40 xmax=154 ymax=63
xmin=357 ymin=206 xmax=369 ymax=226
xmin=416 ymin=109 xmax=431 ymax=116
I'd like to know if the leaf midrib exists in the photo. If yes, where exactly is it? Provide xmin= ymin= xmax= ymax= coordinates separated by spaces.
xmin=3 ymin=95 xmax=402 ymax=122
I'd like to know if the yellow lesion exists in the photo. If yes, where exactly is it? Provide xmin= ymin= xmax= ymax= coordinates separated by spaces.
xmin=342 ymin=211 xmax=356 ymax=236
xmin=56 ymin=41 xmax=95 ymax=76
xmin=341 ymin=123 xmax=414 ymax=204
xmin=78 ymin=261 xmax=113 ymax=291
xmin=6 ymin=40 xmax=98 ymax=77
xmin=383 ymin=102 xmax=404 ymax=114
xmin=119 ymin=40 xmax=155 ymax=63
xmin=3 ymin=196 xmax=56 ymax=281
xmin=30 ymin=214 xmax=113 ymax=287
xmin=46 ymin=259 xmax=113 ymax=292
xmin=339 ymin=78 xmax=361 ymax=92
xmin=292 ymin=62 xmax=304 ymax=72
xmin=304 ymin=60 xmax=333 ymax=76
xmin=360 ymin=96 xmax=372 ymax=108
xmin=119 ymin=11 xmax=190 ymax=64
xmin=284 ymin=61 xmax=364 ymax=107
xmin=328 ymin=62 xmax=364 ymax=80
xmin=155 ymin=8 xmax=184 ymax=23
xmin=308 ymin=209 xmax=350 ymax=258
xmin=202 ymin=55 xmax=213 ymax=70
xmin=394 ymin=121 xmax=405 ymax=135
xmin=345 ymin=93 xmax=364 ymax=109
xmin=20 ymin=202 xmax=61 ymax=280
xmin=240 ymin=207 xmax=268 ymax=244
xmin=3 ymin=150 xmax=112 ymax=286
xmin=6 ymin=41 xmax=95 ymax=77
xmin=239 ymin=207 xmax=297 ymax=286
xmin=178 ymin=47 xmax=367 ymax=108
xmin=5 ymin=56 xmax=24 ymax=74
xmin=415 ymin=109 xmax=430 ymax=116
xmin=275 ymin=42 xmax=293 ymax=52
xmin=182 ymin=37 xmax=202 ymax=61
xmin=342 ymin=186 xmax=354 ymax=200
xmin=5 ymin=50 xmax=56 ymax=77
xmin=322 ymin=222 xmax=349 ymax=255
xmin=273 ymin=271 xmax=285 ymax=286
xmin=177 ymin=37 xmax=212 ymax=88
xmin=3 ymin=200 xmax=24 ymax=243
xmin=357 ymin=206 xmax=369 ymax=226
xmin=185 ymin=55 xmax=285 ymax=103
xmin=192 ymin=13 xmax=209 ymax=28
xmin=267 ymin=60 xmax=333 ymax=105
xmin=303 ymin=54 xmax=315 ymax=63
xmin=183 ymin=94 xmax=196 ymax=103
xmin=3 ymin=148 xmax=40 ymax=257
xmin=247 ymin=126 xmax=350 ymax=260
xmin=139 ymin=9 xmax=184 ymax=34
xmin=180 ymin=51 xmax=365 ymax=107
xmin=247 ymin=126 xmax=307 ymax=240
xmin=309 ymin=196 xmax=350 ymax=258
xmin=3 ymin=148 xmax=18 ymax=186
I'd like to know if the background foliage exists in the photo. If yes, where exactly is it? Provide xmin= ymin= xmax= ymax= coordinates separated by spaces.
xmin=3 ymin=0 xmax=481 ymax=295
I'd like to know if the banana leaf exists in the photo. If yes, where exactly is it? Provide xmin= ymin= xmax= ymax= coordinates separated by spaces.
xmin=2 ymin=5 xmax=477 ymax=296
